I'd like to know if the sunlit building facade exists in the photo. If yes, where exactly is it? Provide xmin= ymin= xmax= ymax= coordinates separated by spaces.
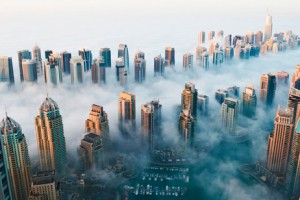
xmin=70 ymin=56 xmax=84 ymax=84
xmin=0 ymin=56 xmax=14 ymax=84
xmin=260 ymin=73 xmax=276 ymax=105
xmin=118 ymin=91 xmax=136 ymax=135
xmin=221 ymin=97 xmax=239 ymax=134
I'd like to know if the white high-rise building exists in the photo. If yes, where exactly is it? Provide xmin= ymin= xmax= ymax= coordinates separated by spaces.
xmin=264 ymin=14 xmax=273 ymax=41
xmin=70 ymin=56 xmax=84 ymax=84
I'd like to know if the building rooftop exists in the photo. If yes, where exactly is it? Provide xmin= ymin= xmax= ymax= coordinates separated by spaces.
xmin=0 ymin=116 xmax=21 ymax=135
xmin=32 ymin=170 xmax=56 ymax=185
xmin=40 ymin=96 xmax=59 ymax=112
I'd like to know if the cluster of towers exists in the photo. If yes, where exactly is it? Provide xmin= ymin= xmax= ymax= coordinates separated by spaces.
xmin=253 ymin=65 xmax=300 ymax=199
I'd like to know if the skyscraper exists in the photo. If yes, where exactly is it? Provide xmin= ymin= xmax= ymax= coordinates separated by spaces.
xmin=285 ymin=119 xmax=300 ymax=198
xmin=224 ymin=46 xmax=234 ymax=59
xmin=197 ymin=95 xmax=209 ymax=116
xmin=134 ymin=51 xmax=146 ymax=83
xmin=288 ymin=86 xmax=300 ymax=124
xmin=141 ymin=100 xmax=162 ymax=151
xmin=32 ymin=44 xmax=43 ymax=76
xmin=17 ymin=50 xmax=32 ymax=81
xmin=276 ymin=71 xmax=289 ymax=84
xmin=292 ymin=65 xmax=300 ymax=90
xmin=116 ymin=57 xmax=128 ymax=86
xmin=118 ymin=44 xmax=129 ymax=72
xmin=228 ymin=85 xmax=240 ymax=98
xmin=225 ymin=34 xmax=232 ymax=46
xmin=178 ymin=109 xmax=194 ymax=148
xmin=78 ymin=133 xmax=103 ymax=171
xmin=267 ymin=107 xmax=293 ymax=175
xmin=264 ymin=14 xmax=273 ymax=41
xmin=79 ymin=48 xmax=92 ymax=71
xmin=0 ymin=130 xmax=12 ymax=200
xmin=195 ymin=46 xmax=207 ymax=64
xmin=0 ymin=56 xmax=14 ymax=84
xmin=60 ymin=51 xmax=72 ymax=74
xmin=0 ymin=115 xmax=31 ymax=200
xmin=201 ymin=52 xmax=209 ymax=70
xmin=118 ymin=91 xmax=136 ymax=135
xmin=242 ymin=85 xmax=257 ymax=118
xmin=221 ymin=97 xmax=239 ymax=134
xmin=215 ymin=89 xmax=229 ymax=104
xmin=29 ymin=170 xmax=60 ymax=200
xmin=85 ymin=104 xmax=109 ymax=138
xmin=183 ymin=53 xmax=193 ymax=69
xmin=154 ymin=55 xmax=165 ymax=77
xmin=45 ymin=50 xmax=53 ymax=61
xmin=246 ymin=32 xmax=255 ymax=44
xmin=255 ymin=31 xmax=263 ymax=45
xmin=260 ymin=73 xmax=276 ymax=105
xmin=44 ymin=55 xmax=63 ymax=85
xmin=35 ymin=96 xmax=67 ymax=176
xmin=217 ymin=30 xmax=224 ymax=38
xmin=213 ymin=50 xmax=224 ymax=65
xmin=165 ymin=47 xmax=175 ymax=67
xmin=22 ymin=59 xmax=38 ymax=82
xmin=208 ymin=31 xmax=215 ymax=40
xmin=70 ymin=56 xmax=84 ymax=84
xmin=181 ymin=82 xmax=198 ymax=118
xmin=99 ymin=48 xmax=111 ymax=68
xmin=198 ymin=31 xmax=205 ymax=44
xmin=91 ymin=57 xmax=106 ymax=85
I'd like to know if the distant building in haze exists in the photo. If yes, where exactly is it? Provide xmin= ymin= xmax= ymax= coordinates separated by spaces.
xmin=91 ymin=57 xmax=106 ymax=85
xmin=116 ymin=57 xmax=128 ymax=86
xmin=118 ymin=44 xmax=129 ymax=72
xmin=85 ymin=104 xmax=109 ymax=138
xmin=32 ymin=44 xmax=43 ymax=76
xmin=198 ymin=31 xmax=205 ymax=44
xmin=198 ymin=94 xmax=209 ymax=116
xmin=99 ymin=48 xmax=111 ymax=68
xmin=221 ymin=97 xmax=239 ymax=134
xmin=60 ymin=51 xmax=71 ymax=74
xmin=18 ymin=50 xmax=32 ymax=81
xmin=242 ymin=85 xmax=257 ymax=118
xmin=178 ymin=109 xmax=194 ymax=148
xmin=264 ymin=14 xmax=273 ymax=41
xmin=118 ymin=91 xmax=136 ymax=135
xmin=79 ymin=48 xmax=92 ymax=71
xmin=215 ymin=89 xmax=229 ymax=104
xmin=0 ymin=56 xmax=14 ymax=84
xmin=183 ymin=53 xmax=193 ymax=69
xmin=22 ymin=59 xmax=38 ymax=82
xmin=134 ymin=50 xmax=146 ymax=83
xmin=70 ymin=56 xmax=84 ymax=84
xmin=181 ymin=82 xmax=198 ymax=118
xmin=260 ymin=73 xmax=276 ymax=105
xmin=154 ymin=55 xmax=165 ymax=77
xmin=165 ymin=47 xmax=175 ymax=67
xmin=44 ymin=54 xmax=63 ymax=85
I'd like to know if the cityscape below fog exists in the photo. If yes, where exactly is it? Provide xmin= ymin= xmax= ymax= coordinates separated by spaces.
xmin=1 ymin=13 xmax=300 ymax=200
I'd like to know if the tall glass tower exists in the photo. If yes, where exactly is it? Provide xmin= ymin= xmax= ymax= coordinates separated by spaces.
xmin=35 ymin=96 xmax=67 ymax=177
xmin=0 ymin=115 xmax=31 ymax=200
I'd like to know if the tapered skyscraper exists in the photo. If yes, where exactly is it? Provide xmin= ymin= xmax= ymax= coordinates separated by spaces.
xmin=242 ymin=85 xmax=257 ymax=118
xmin=221 ymin=97 xmax=239 ymax=134
xmin=118 ymin=91 xmax=136 ymax=135
xmin=0 ymin=56 xmax=14 ymax=84
xmin=35 ymin=96 xmax=67 ymax=176
xmin=118 ymin=44 xmax=129 ymax=72
xmin=264 ymin=14 xmax=273 ymax=41
xmin=0 ymin=115 xmax=31 ymax=200
xmin=141 ymin=100 xmax=162 ymax=151
xmin=260 ymin=73 xmax=276 ymax=105
xmin=181 ymin=82 xmax=198 ymax=118
xmin=267 ymin=107 xmax=293 ymax=176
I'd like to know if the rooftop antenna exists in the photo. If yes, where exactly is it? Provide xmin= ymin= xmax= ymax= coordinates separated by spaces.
xmin=5 ymin=104 xmax=7 ymax=118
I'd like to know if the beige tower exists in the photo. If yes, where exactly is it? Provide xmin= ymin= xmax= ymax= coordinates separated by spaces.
xmin=118 ymin=91 xmax=136 ymax=135
xmin=85 ymin=104 xmax=109 ymax=137
xmin=35 ymin=96 xmax=67 ymax=176
xmin=29 ymin=170 xmax=60 ymax=200
xmin=267 ymin=107 xmax=294 ymax=175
